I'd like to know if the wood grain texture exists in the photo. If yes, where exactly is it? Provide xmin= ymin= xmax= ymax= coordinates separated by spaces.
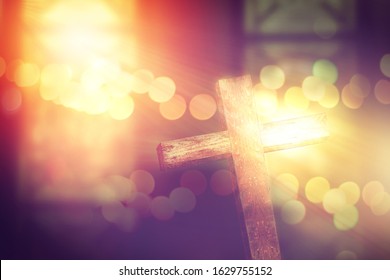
xmin=158 ymin=113 xmax=328 ymax=170
xmin=217 ymin=75 xmax=280 ymax=260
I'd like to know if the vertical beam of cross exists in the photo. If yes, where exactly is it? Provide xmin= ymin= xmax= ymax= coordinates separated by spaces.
xmin=217 ymin=75 xmax=280 ymax=259
xmin=157 ymin=75 xmax=328 ymax=259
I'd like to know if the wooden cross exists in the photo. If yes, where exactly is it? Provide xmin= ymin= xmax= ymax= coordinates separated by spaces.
xmin=157 ymin=75 xmax=328 ymax=259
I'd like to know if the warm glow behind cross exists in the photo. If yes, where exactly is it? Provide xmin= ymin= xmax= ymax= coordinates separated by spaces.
xmin=157 ymin=75 xmax=328 ymax=259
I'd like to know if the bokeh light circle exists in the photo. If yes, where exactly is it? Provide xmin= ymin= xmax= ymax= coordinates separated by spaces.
xmin=380 ymin=53 xmax=390 ymax=78
xmin=104 ymin=72 xmax=133 ymax=98
xmin=284 ymin=86 xmax=309 ymax=112
xmin=341 ymin=84 xmax=364 ymax=109
xmin=40 ymin=63 xmax=73 ymax=101
xmin=323 ymin=189 xmax=346 ymax=214
xmin=1 ymin=87 xmax=22 ymax=113
xmin=150 ymin=196 xmax=174 ymax=221
xmin=14 ymin=62 xmax=40 ymax=87
xmin=105 ymin=175 xmax=135 ymax=201
xmin=210 ymin=169 xmax=235 ymax=196
xmin=130 ymin=170 xmax=155 ymax=195
xmin=339 ymin=181 xmax=360 ymax=205
xmin=272 ymin=173 xmax=299 ymax=206
xmin=180 ymin=169 xmax=207 ymax=195
xmin=253 ymin=83 xmax=278 ymax=115
xmin=132 ymin=69 xmax=154 ymax=94
xmin=108 ymin=95 xmax=134 ymax=120
xmin=305 ymin=177 xmax=330 ymax=204
xmin=101 ymin=201 xmax=125 ymax=223
xmin=336 ymin=250 xmax=357 ymax=260
xmin=6 ymin=59 xmax=23 ymax=82
xmin=169 ymin=187 xmax=196 ymax=213
xmin=370 ymin=192 xmax=390 ymax=216
xmin=127 ymin=192 xmax=152 ymax=217
xmin=362 ymin=181 xmax=384 ymax=207
xmin=159 ymin=94 xmax=186 ymax=120
xmin=333 ymin=205 xmax=359 ymax=231
xmin=374 ymin=79 xmax=390 ymax=105
xmin=312 ymin=59 xmax=338 ymax=84
xmin=189 ymin=94 xmax=217 ymax=121
xmin=260 ymin=65 xmax=285 ymax=90
xmin=302 ymin=76 xmax=326 ymax=101
xmin=318 ymin=83 xmax=340 ymax=109
xmin=350 ymin=74 xmax=370 ymax=97
xmin=281 ymin=200 xmax=306 ymax=225
xmin=149 ymin=76 xmax=176 ymax=103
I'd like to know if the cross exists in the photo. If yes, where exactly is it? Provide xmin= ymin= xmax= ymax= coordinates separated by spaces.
xmin=157 ymin=75 xmax=328 ymax=259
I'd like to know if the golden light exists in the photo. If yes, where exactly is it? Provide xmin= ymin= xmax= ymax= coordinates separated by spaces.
xmin=40 ymin=63 xmax=73 ymax=100
xmin=132 ymin=69 xmax=154 ymax=94
xmin=169 ymin=187 xmax=196 ymax=213
xmin=272 ymin=173 xmax=299 ymax=206
xmin=108 ymin=95 xmax=135 ymax=120
xmin=302 ymin=76 xmax=326 ymax=101
xmin=362 ymin=181 xmax=384 ymax=207
xmin=305 ymin=176 xmax=330 ymax=204
xmin=149 ymin=76 xmax=176 ymax=103
xmin=380 ymin=53 xmax=390 ymax=78
xmin=374 ymin=79 xmax=390 ymax=105
xmin=150 ymin=196 xmax=175 ymax=221
xmin=81 ymin=59 xmax=121 ymax=91
xmin=253 ymin=83 xmax=278 ymax=116
xmin=14 ymin=62 xmax=40 ymax=87
xmin=281 ymin=200 xmax=306 ymax=225
xmin=58 ymin=81 xmax=83 ymax=110
xmin=39 ymin=0 xmax=120 ymax=61
xmin=159 ymin=94 xmax=187 ymax=120
xmin=260 ymin=65 xmax=285 ymax=90
xmin=130 ymin=170 xmax=155 ymax=195
xmin=333 ymin=205 xmax=359 ymax=231
xmin=318 ymin=83 xmax=340 ymax=109
xmin=104 ymin=72 xmax=133 ymax=98
xmin=370 ymin=191 xmax=390 ymax=216
xmin=261 ymin=113 xmax=328 ymax=152
xmin=82 ymin=88 xmax=111 ymax=115
xmin=339 ymin=181 xmax=360 ymax=205
xmin=312 ymin=59 xmax=338 ymax=84
xmin=189 ymin=94 xmax=217 ymax=121
xmin=105 ymin=175 xmax=135 ymax=202
xmin=323 ymin=189 xmax=346 ymax=214
xmin=180 ymin=169 xmax=208 ymax=196
xmin=284 ymin=86 xmax=310 ymax=112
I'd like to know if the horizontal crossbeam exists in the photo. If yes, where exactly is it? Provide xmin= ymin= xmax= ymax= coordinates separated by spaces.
xmin=157 ymin=113 xmax=328 ymax=170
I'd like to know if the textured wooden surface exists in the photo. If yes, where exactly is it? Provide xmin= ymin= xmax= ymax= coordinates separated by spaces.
xmin=157 ymin=113 xmax=327 ymax=170
xmin=217 ymin=75 xmax=280 ymax=260
xmin=157 ymin=75 xmax=328 ymax=260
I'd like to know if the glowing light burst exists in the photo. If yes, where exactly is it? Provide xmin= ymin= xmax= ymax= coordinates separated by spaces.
xmin=39 ymin=0 xmax=120 ymax=60
xmin=21 ymin=0 xmax=144 ymax=120
xmin=261 ymin=113 xmax=328 ymax=151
